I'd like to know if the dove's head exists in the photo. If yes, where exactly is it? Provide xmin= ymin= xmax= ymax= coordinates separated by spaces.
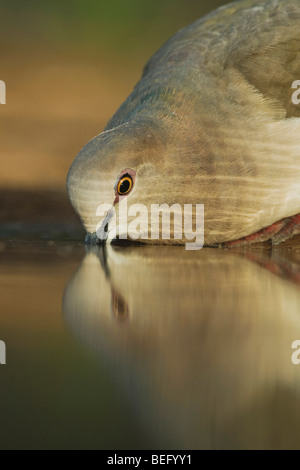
xmin=67 ymin=119 xmax=187 ymax=244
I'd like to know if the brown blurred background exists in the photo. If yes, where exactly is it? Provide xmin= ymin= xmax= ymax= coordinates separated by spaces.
xmin=0 ymin=1 xmax=228 ymax=240
xmin=0 ymin=0 xmax=227 ymax=189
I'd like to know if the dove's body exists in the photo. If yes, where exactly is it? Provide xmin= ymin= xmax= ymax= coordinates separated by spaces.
xmin=67 ymin=0 xmax=300 ymax=246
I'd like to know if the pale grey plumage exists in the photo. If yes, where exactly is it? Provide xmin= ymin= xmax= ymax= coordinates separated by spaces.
xmin=67 ymin=0 xmax=300 ymax=246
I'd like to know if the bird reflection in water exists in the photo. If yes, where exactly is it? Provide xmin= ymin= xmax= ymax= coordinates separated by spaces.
xmin=111 ymin=287 xmax=130 ymax=322
xmin=63 ymin=240 xmax=300 ymax=449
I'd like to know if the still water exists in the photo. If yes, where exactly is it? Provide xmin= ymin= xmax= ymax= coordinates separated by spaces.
xmin=1 ymin=238 xmax=300 ymax=449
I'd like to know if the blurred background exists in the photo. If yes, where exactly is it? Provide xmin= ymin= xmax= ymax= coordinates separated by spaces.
xmin=3 ymin=2 xmax=300 ymax=450
xmin=0 ymin=0 xmax=227 ymax=190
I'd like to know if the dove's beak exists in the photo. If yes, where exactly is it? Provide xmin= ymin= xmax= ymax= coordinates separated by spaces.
xmin=85 ymin=233 xmax=101 ymax=245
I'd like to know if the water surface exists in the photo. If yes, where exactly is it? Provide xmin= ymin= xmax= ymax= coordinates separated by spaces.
xmin=1 ymin=234 xmax=300 ymax=449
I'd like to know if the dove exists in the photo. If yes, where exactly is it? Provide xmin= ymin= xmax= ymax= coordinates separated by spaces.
xmin=67 ymin=0 xmax=300 ymax=247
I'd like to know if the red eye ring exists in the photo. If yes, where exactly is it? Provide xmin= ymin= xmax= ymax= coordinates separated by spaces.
xmin=114 ymin=169 xmax=136 ymax=205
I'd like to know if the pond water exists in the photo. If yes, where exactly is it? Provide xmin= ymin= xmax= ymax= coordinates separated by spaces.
xmin=1 ymin=196 xmax=300 ymax=449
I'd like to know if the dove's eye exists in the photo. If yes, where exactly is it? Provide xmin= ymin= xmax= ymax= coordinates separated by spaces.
xmin=117 ymin=174 xmax=133 ymax=196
